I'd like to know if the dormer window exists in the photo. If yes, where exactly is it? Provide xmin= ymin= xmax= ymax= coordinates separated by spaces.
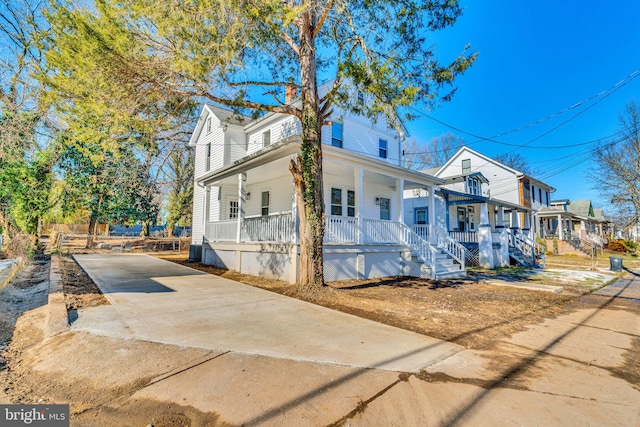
xmin=357 ymin=91 xmax=365 ymax=106
xmin=206 ymin=117 xmax=212 ymax=134
xmin=462 ymin=159 xmax=471 ymax=174
xmin=262 ymin=130 xmax=271 ymax=148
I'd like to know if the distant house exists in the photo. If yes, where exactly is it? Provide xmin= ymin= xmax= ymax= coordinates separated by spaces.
xmin=188 ymin=98 xmax=466 ymax=283
xmin=403 ymin=146 xmax=549 ymax=268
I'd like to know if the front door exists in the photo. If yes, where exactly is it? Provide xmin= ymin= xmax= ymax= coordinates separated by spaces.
xmin=457 ymin=207 xmax=466 ymax=231
xmin=415 ymin=208 xmax=428 ymax=224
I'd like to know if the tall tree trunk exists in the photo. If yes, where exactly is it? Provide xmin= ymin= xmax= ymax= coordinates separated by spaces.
xmin=290 ymin=8 xmax=325 ymax=293
xmin=86 ymin=216 xmax=98 ymax=248
xmin=141 ymin=221 xmax=150 ymax=237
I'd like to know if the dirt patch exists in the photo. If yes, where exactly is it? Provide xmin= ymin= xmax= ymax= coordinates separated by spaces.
xmin=57 ymin=256 xmax=109 ymax=311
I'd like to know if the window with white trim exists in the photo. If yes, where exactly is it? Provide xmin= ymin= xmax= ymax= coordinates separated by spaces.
xmin=331 ymin=120 xmax=343 ymax=148
xmin=229 ymin=200 xmax=238 ymax=219
xmin=462 ymin=159 xmax=471 ymax=174
xmin=205 ymin=143 xmax=211 ymax=172
xmin=261 ymin=191 xmax=270 ymax=216
xmin=262 ymin=130 xmax=271 ymax=148
xmin=347 ymin=190 xmax=355 ymax=217
xmin=331 ymin=188 xmax=342 ymax=216
xmin=379 ymin=139 xmax=388 ymax=159
xmin=206 ymin=117 xmax=212 ymax=134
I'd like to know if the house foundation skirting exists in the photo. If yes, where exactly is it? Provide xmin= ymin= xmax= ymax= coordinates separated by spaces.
xmin=201 ymin=242 xmax=428 ymax=283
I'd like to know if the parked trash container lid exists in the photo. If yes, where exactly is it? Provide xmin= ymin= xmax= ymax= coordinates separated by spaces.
xmin=609 ymin=256 xmax=623 ymax=272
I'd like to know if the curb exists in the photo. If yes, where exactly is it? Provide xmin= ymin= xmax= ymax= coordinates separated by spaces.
xmin=47 ymin=255 xmax=69 ymax=337
xmin=0 ymin=257 xmax=24 ymax=291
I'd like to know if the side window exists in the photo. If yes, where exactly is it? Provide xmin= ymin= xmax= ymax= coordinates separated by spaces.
xmin=331 ymin=120 xmax=343 ymax=148
xmin=539 ymin=188 xmax=542 ymax=204
xmin=206 ymin=117 xmax=212 ymax=134
xmin=379 ymin=197 xmax=390 ymax=220
xmin=523 ymin=180 xmax=531 ymax=201
xmin=532 ymin=185 xmax=536 ymax=202
xmin=229 ymin=200 xmax=238 ymax=219
xmin=331 ymin=188 xmax=342 ymax=216
xmin=347 ymin=190 xmax=355 ymax=217
xmin=379 ymin=139 xmax=388 ymax=159
xmin=205 ymin=143 xmax=211 ymax=172
xmin=261 ymin=191 xmax=270 ymax=216
xmin=462 ymin=159 xmax=471 ymax=174
xmin=262 ymin=130 xmax=271 ymax=148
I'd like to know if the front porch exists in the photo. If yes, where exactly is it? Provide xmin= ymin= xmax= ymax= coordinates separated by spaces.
xmin=202 ymin=214 xmax=466 ymax=283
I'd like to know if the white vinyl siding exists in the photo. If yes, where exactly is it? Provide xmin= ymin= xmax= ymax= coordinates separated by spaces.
xmin=247 ymin=115 xmax=301 ymax=155
xmin=321 ymin=108 xmax=399 ymax=165
xmin=244 ymin=175 xmax=293 ymax=217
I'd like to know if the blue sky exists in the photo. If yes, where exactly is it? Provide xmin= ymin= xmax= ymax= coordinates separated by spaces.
xmin=407 ymin=0 xmax=640 ymax=210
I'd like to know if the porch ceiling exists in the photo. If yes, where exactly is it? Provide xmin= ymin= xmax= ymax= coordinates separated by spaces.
xmin=203 ymin=155 xmax=293 ymax=187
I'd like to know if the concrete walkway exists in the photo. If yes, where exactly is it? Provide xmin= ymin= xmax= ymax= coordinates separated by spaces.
xmin=72 ymin=254 xmax=462 ymax=372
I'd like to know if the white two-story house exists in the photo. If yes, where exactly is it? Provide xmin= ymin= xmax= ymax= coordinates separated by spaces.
xmin=403 ymin=146 xmax=551 ymax=268
xmin=189 ymin=101 xmax=466 ymax=283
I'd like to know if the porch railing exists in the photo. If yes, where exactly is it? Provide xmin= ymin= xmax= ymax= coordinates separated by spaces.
xmin=430 ymin=225 xmax=466 ymax=270
xmin=242 ymin=213 xmax=295 ymax=243
xmin=205 ymin=220 xmax=238 ymax=242
xmin=205 ymin=212 xmax=294 ymax=243
xmin=507 ymin=229 xmax=546 ymax=268
xmin=448 ymin=231 xmax=478 ymax=243
xmin=325 ymin=215 xmax=358 ymax=243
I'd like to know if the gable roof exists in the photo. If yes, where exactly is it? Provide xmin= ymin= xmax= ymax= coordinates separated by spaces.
xmin=436 ymin=146 xmax=522 ymax=177
xmin=436 ymin=146 xmax=555 ymax=191
xmin=566 ymin=199 xmax=593 ymax=217
xmin=188 ymin=104 xmax=251 ymax=146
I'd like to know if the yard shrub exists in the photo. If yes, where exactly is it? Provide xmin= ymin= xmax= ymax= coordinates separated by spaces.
xmin=608 ymin=239 xmax=628 ymax=253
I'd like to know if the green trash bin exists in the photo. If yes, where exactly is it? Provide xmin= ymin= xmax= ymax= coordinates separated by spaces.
xmin=609 ymin=256 xmax=623 ymax=272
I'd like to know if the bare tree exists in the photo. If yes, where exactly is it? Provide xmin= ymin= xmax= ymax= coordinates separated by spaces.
xmin=494 ymin=152 xmax=535 ymax=175
xmin=404 ymin=132 xmax=463 ymax=171
xmin=591 ymin=100 xmax=640 ymax=224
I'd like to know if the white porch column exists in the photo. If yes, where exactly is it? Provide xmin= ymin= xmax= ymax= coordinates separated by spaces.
xmin=495 ymin=206 xmax=508 ymax=267
xmin=355 ymin=168 xmax=364 ymax=244
xmin=478 ymin=202 xmax=495 ymax=269
xmin=237 ymin=173 xmax=246 ymax=243
xmin=511 ymin=209 xmax=521 ymax=232
xmin=427 ymin=185 xmax=436 ymax=244
xmin=557 ymin=214 xmax=563 ymax=240
xmin=396 ymin=178 xmax=404 ymax=223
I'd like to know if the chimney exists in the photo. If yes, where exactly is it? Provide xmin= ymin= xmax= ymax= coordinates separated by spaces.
xmin=285 ymin=84 xmax=297 ymax=104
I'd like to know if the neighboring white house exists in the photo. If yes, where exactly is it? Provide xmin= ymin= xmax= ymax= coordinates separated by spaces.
xmin=402 ymin=146 xmax=552 ymax=269
xmin=433 ymin=146 xmax=555 ymax=236
xmin=189 ymin=102 xmax=466 ymax=283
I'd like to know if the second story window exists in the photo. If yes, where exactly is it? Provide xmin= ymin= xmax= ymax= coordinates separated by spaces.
xmin=539 ymin=188 xmax=542 ymax=204
xmin=532 ymin=185 xmax=536 ymax=202
xmin=379 ymin=139 xmax=388 ymax=159
xmin=261 ymin=191 xmax=270 ymax=216
xmin=462 ymin=159 xmax=471 ymax=174
xmin=206 ymin=117 xmax=212 ymax=134
xmin=205 ymin=143 xmax=211 ymax=172
xmin=523 ymin=180 xmax=531 ymax=201
xmin=469 ymin=178 xmax=480 ymax=196
xmin=262 ymin=130 xmax=271 ymax=148
xmin=331 ymin=120 xmax=343 ymax=148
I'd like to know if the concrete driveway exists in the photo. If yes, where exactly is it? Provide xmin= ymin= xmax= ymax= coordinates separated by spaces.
xmin=72 ymin=254 xmax=462 ymax=372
